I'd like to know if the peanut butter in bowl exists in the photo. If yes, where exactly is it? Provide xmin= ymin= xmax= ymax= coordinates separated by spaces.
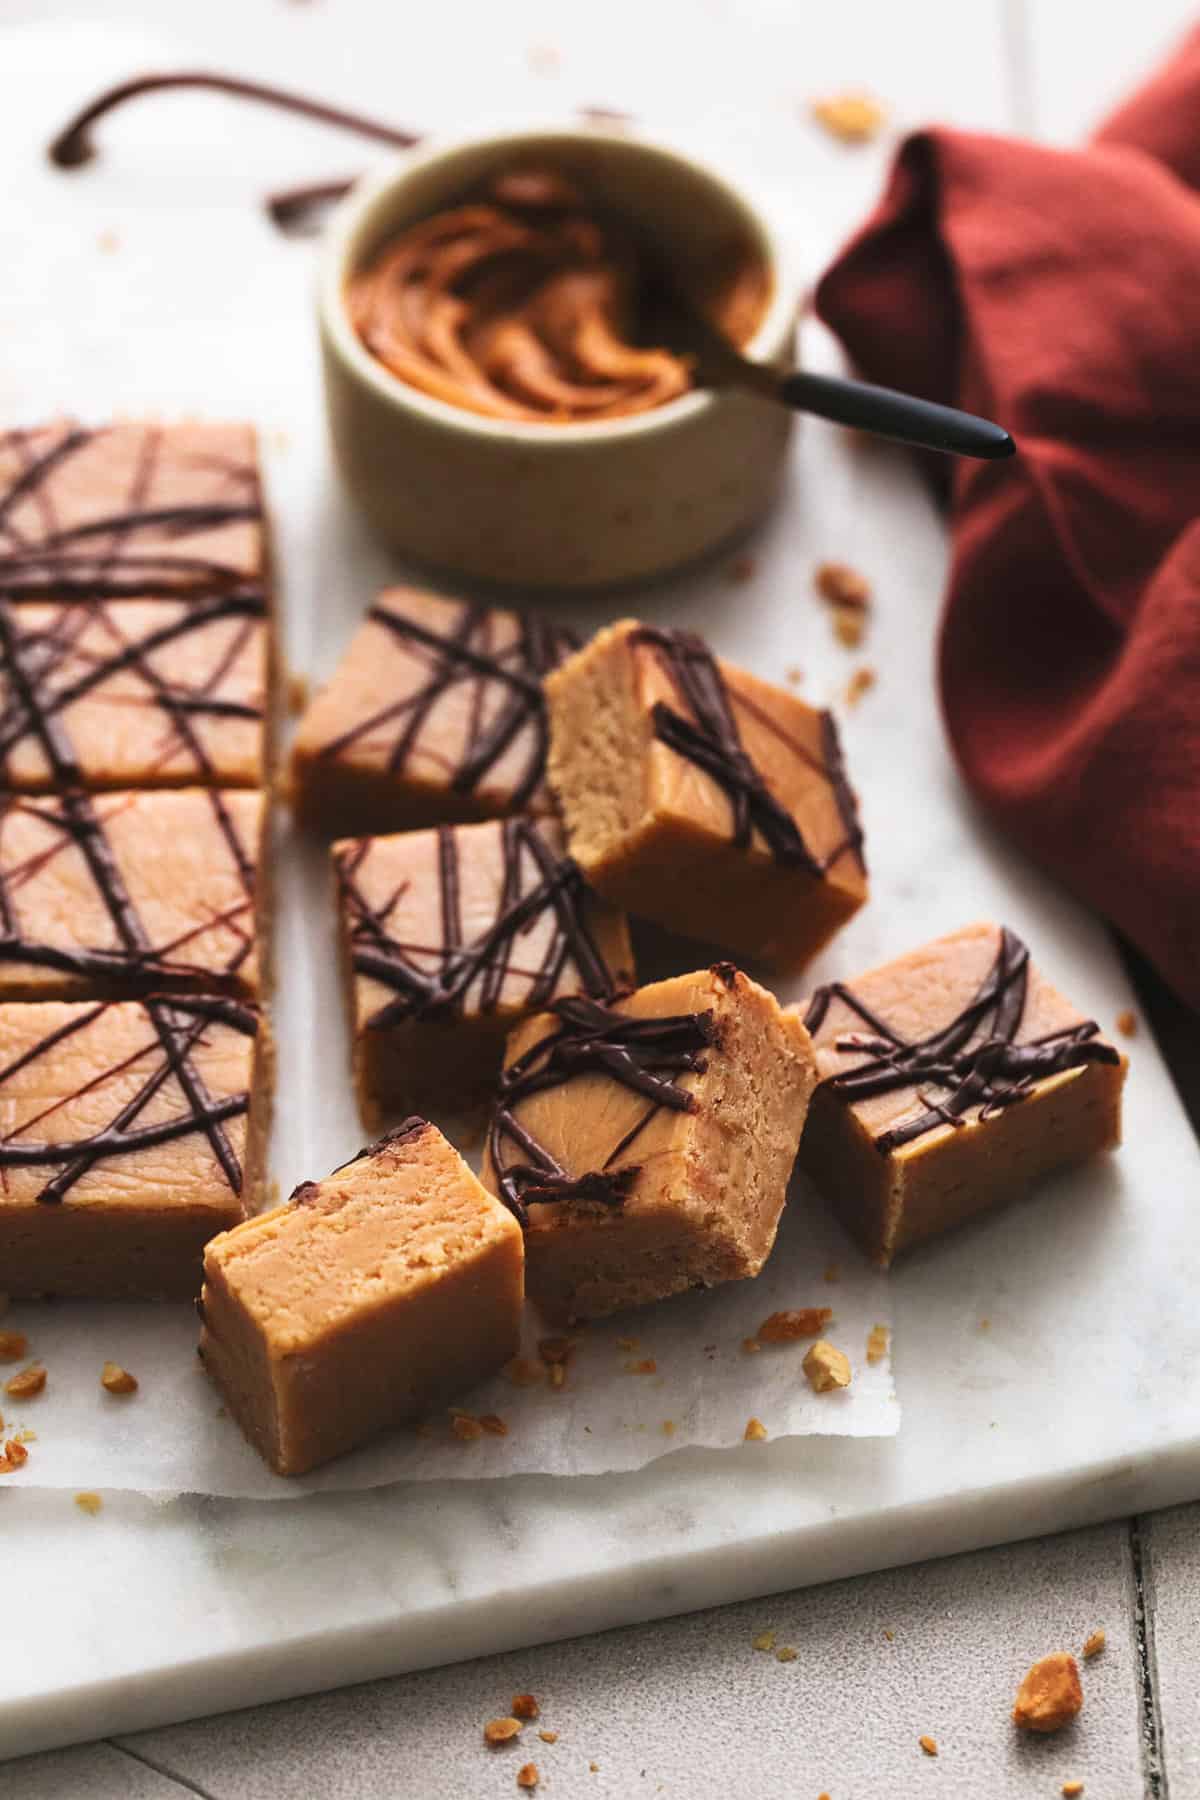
xmin=344 ymin=165 xmax=770 ymax=424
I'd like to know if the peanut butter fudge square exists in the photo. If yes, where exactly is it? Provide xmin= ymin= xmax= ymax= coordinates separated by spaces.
xmin=334 ymin=814 xmax=634 ymax=1129
xmin=796 ymin=922 xmax=1127 ymax=1266
xmin=0 ymin=789 xmax=269 ymax=1000
xmin=0 ymin=595 xmax=269 ymax=789
xmin=482 ymin=965 xmax=816 ymax=1323
xmin=0 ymin=996 xmax=272 ymax=1299
xmin=290 ymin=586 xmax=577 ymax=836
xmin=0 ymin=421 xmax=266 ymax=598
xmin=545 ymin=620 xmax=867 ymax=969
xmin=199 ymin=1118 xmax=523 ymax=1476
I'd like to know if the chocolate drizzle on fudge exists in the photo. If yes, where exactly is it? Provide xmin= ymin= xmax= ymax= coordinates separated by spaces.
xmin=630 ymin=625 xmax=864 ymax=875
xmin=336 ymin=817 xmax=620 ymax=1030
xmin=0 ymin=994 xmax=257 ymax=1205
xmin=804 ymin=926 xmax=1120 ymax=1155
xmin=317 ymin=597 xmax=577 ymax=813
xmin=0 ymin=424 xmax=263 ymax=598
xmin=488 ymin=993 xmax=718 ymax=1226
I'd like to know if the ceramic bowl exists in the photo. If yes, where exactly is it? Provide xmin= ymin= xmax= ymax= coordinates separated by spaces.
xmin=317 ymin=124 xmax=800 ymax=590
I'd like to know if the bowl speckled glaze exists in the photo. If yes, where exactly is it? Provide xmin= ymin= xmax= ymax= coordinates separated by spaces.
xmin=317 ymin=125 xmax=801 ymax=590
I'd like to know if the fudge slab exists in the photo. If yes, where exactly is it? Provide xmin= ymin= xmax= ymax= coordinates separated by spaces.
xmin=546 ymin=619 xmax=868 ymax=969
xmin=334 ymin=814 xmax=634 ymax=1129
xmin=482 ymin=965 xmax=817 ymax=1323
xmin=0 ymin=595 xmax=270 ymax=790
xmin=199 ymin=1118 xmax=523 ymax=1476
xmin=0 ymin=996 xmax=273 ymax=1300
xmin=290 ymin=586 xmax=577 ymax=836
xmin=0 ymin=421 xmax=266 ymax=599
xmin=0 ymin=788 xmax=269 ymax=1001
xmin=796 ymin=921 xmax=1127 ymax=1266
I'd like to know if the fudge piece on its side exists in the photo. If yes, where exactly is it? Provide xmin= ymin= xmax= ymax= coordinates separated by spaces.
xmin=333 ymin=813 xmax=634 ymax=1129
xmin=0 ymin=996 xmax=273 ymax=1299
xmin=0 ymin=420 xmax=266 ymax=599
xmin=199 ymin=1118 xmax=524 ymax=1476
xmin=0 ymin=595 xmax=271 ymax=790
xmin=290 ymin=587 xmax=576 ymax=836
xmin=0 ymin=788 xmax=270 ymax=1001
xmin=795 ymin=921 xmax=1127 ymax=1265
xmin=482 ymin=965 xmax=816 ymax=1323
xmin=545 ymin=619 xmax=868 ymax=969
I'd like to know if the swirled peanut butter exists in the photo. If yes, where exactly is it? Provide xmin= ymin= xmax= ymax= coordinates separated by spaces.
xmin=345 ymin=167 xmax=769 ymax=423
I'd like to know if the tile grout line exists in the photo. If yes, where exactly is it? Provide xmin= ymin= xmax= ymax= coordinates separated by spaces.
xmin=1127 ymin=1515 xmax=1170 ymax=1799
xmin=108 ymin=1738 xmax=223 ymax=1800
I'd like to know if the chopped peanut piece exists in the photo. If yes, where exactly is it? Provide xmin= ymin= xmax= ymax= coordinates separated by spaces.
xmin=744 ymin=1417 xmax=768 ymax=1442
xmin=843 ymin=665 xmax=876 ymax=708
xmin=101 ymin=1361 xmax=138 ymax=1395
xmin=816 ymin=561 xmax=872 ymax=609
xmin=538 ymin=1730 xmax=558 ymax=1744
xmin=75 ymin=1492 xmax=103 ymax=1515
xmin=479 ymin=1414 xmax=509 ymax=1437
xmin=742 ymin=1337 xmax=762 ymax=1354
xmin=517 ymin=1765 xmax=539 ymax=1791
xmin=616 ymin=1336 xmax=639 ymax=1352
xmin=833 ymin=608 xmax=865 ymax=649
xmin=1012 ymin=1652 xmax=1083 ymax=1733
xmin=451 ymin=1413 xmax=484 ymax=1442
xmin=883 ymin=1629 xmax=895 ymax=1642
xmin=511 ymin=1694 xmax=539 ymax=1721
xmin=919 ymin=1734 xmax=938 ymax=1756
xmin=548 ymin=1362 xmax=566 ymax=1389
xmin=1062 ymin=1784 xmax=1084 ymax=1798
xmin=758 ymin=1308 xmax=832 ymax=1343
xmin=624 ymin=1358 xmax=656 ymax=1375
xmin=803 ymin=1341 xmax=852 ymax=1393
xmin=589 ymin=1762 xmax=600 ymax=1773
xmin=811 ymin=92 xmax=887 ymax=144
xmin=505 ymin=1357 xmax=545 ymax=1388
xmin=752 ymin=1630 xmax=776 ymax=1652
xmin=0 ymin=1331 xmax=27 ymax=1362
xmin=1082 ymin=1629 xmax=1106 ymax=1660
xmin=484 ymin=1717 xmax=523 ymax=1745
xmin=0 ymin=1439 xmax=29 ymax=1473
xmin=775 ymin=1646 xmax=797 ymax=1663
xmin=538 ymin=1336 xmax=575 ymax=1365
xmin=1115 ymin=1010 xmax=1137 ymax=1038
xmin=866 ymin=1324 xmax=889 ymax=1365
xmin=4 ymin=1362 xmax=46 ymax=1400
xmin=661 ymin=1419 xmax=676 ymax=1436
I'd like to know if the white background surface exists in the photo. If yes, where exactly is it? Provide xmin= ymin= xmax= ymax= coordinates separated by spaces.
xmin=2 ymin=0 xmax=1199 ymax=1778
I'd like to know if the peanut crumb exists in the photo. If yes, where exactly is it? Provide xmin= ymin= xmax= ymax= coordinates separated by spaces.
xmin=752 ymin=1630 xmax=776 ymax=1652
xmin=479 ymin=1414 xmax=509 ymax=1437
xmin=0 ymin=1439 xmax=29 ymax=1473
xmin=1116 ymin=1010 xmax=1137 ymax=1038
xmin=75 ymin=1492 xmax=103 ymax=1515
xmin=979 ymin=1317 xmax=991 ymax=1331
xmin=538 ymin=1730 xmax=558 ymax=1744
xmin=919 ymin=1734 xmax=938 ymax=1757
xmin=511 ymin=1694 xmax=539 ymax=1720
xmin=517 ymin=1764 xmax=539 ymax=1791
xmin=833 ymin=607 xmax=866 ymax=648
xmin=785 ymin=666 xmax=804 ymax=686
xmin=624 ymin=1358 xmax=656 ymax=1375
xmin=4 ymin=1362 xmax=46 ymax=1399
xmin=884 ymin=1629 xmax=895 ymax=1642
xmin=1062 ymin=1784 xmax=1084 ymax=1798
xmin=451 ymin=1413 xmax=484 ymax=1442
xmin=538 ymin=1335 xmax=576 ymax=1365
xmin=866 ymin=1324 xmax=889 ymax=1364
xmin=742 ymin=1337 xmax=762 ymax=1354
xmin=803 ymin=1340 xmax=852 ymax=1393
xmin=661 ymin=1419 xmax=676 ymax=1436
xmin=616 ymin=1336 xmax=639 ymax=1352
xmin=775 ymin=1646 xmax=797 ymax=1663
xmin=548 ymin=1362 xmax=567 ymax=1389
xmin=816 ymin=560 xmax=872 ymax=609
xmin=758 ymin=1307 xmax=832 ymax=1343
xmin=484 ymin=1717 xmax=523 ymax=1745
xmin=744 ymin=1417 xmax=768 ymax=1442
xmin=727 ymin=555 xmax=756 ymax=583
xmin=286 ymin=671 xmax=310 ymax=715
xmin=505 ymin=1357 xmax=545 ymax=1387
xmin=589 ymin=1761 xmax=600 ymax=1772
xmin=1082 ymin=1629 xmax=1106 ymax=1659
xmin=1012 ymin=1652 xmax=1083 ymax=1733
xmin=823 ymin=1264 xmax=840 ymax=1283
xmin=0 ymin=1331 xmax=27 ymax=1362
xmin=811 ymin=91 xmax=887 ymax=144
xmin=101 ymin=1361 xmax=138 ymax=1395
xmin=843 ymin=665 xmax=876 ymax=708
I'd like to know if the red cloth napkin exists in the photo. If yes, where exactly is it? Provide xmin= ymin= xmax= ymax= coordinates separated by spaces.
xmin=815 ymin=28 xmax=1200 ymax=1009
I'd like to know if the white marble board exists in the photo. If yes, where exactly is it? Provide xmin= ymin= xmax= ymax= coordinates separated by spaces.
xmin=3 ymin=0 xmax=1200 ymax=1761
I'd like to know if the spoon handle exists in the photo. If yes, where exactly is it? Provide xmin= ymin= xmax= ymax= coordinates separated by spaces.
xmin=778 ymin=369 xmax=1015 ymax=460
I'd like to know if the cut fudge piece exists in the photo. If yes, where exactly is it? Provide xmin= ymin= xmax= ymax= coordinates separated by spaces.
xmin=0 ymin=995 xmax=272 ymax=1299
xmin=796 ymin=922 xmax=1127 ymax=1265
xmin=290 ymin=586 xmax=577 ymax=836
xmin=482 ymin=965 xmax=816 ymax=1323
xmin=333 ymin=813 xmax=634 ymax=1128
xmin=0 ymin=788 xmax=269 ymax=1001
xmin=0 ymin=421 xmax=266 ymax=599
xmin=199 ymin=1117 xmax=523 ymax=1475
xmin=0 ymin=594 xmax=270 ymax=789
xmin=545 ymin=619 xmax=868 ymax=969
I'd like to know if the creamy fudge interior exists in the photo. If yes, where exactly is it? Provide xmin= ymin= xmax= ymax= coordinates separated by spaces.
xmin=199 ymin=1118 xmax=524 ymax=1475
xmin=797 ymin=921 xmax=1127 ymax=1264
xmin=482 ymin=965 xmax=816 ymax=1322
xmin=290 ymin=587 xmax=577 ymax=836
xmin=546 ymin=618 xmax=868 ymax=967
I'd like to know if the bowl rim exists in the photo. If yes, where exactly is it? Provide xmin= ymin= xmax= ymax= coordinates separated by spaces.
xmin=316 ymin=121 xmax=800 ymax=447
